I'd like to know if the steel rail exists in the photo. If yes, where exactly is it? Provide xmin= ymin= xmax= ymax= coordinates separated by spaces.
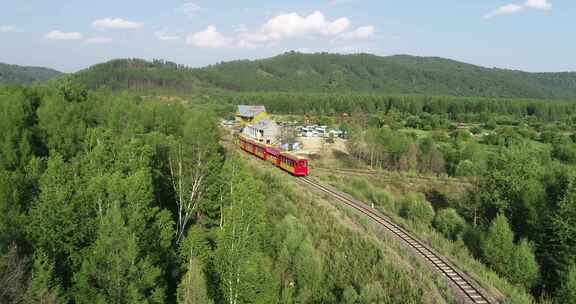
xmin=298 ymin=176 xmax=494 ymax=304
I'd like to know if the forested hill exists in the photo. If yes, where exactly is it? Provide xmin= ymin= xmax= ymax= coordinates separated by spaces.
xmin=0 ymin=62 xmax=64 ymax=85
xmin=72 ymin=53 xmax=576 ymax=99
xmin=72 ymin=58 xmax=215 ymax=92
xmin=196 ymin=52 xmax=576 ymax=98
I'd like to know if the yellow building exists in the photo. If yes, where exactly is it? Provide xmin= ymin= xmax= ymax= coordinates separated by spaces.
xmin=236 ymin=105 xmax=269 ymax=126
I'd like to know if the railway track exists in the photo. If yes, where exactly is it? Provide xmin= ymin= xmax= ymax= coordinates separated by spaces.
xmin=297 ymin=176 xmax=495 ymax=304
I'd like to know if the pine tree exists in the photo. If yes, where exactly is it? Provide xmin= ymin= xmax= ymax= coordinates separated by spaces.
xmin=73 ymin=202 xmax=164 ymax=304
xmin=555 ymin=265 xmax=576 ymax=304
xmin=0 ymin=88 xmax=36 ymax=170
xmin=177 ymin=257 xmax=213 ymax=304
xmin=482 ymin=214 xmax=515 ymax=276
xmin=552 ymin=176 xmax=576 ymax=277
xmin=507 ymin=239 xmax=539 ymax=289
xmin=25 ymin=250 xmax=64 ymax=304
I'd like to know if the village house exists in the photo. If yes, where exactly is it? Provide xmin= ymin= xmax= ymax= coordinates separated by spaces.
xmin=242 ymin=119 xmax=280 ymax=144
xmin=236 ymin=105 xmax=269 ymax=125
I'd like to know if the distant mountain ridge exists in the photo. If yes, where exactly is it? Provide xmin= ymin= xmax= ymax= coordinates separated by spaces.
xmin=0 ymin=62 xmax=64 ymax=85
xmin=73 ymin=52 xmax=576 ymax=99
xmin=72 ymin=58 xmax=213 ymax=92
xmin=194 ymin=52 xmax=576 ymax=98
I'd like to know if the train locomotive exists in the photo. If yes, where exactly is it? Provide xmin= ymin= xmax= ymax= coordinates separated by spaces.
xmin=238 ymin=134 xmax=309 ymax=176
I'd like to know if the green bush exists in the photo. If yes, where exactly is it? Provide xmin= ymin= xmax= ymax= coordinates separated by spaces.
xmin=455 ymin=160 xmax=477 ymax=177
xmin=350 ymin=178 xmax=373 ymax=201
xmin=433 ymin=208 xmax=466 ymax=240
xmin=371 ymin=189 xmax=394 ymax=212
xmin=470 ymin=126 xmax=482 ymax=135
xmin=552 ymin=143 xmax=576 ymax=164
xmin=399 ymin=193 xmax=435 ymax=225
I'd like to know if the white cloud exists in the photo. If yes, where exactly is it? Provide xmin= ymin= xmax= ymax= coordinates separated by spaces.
xmin=235 ymin=11 xmax=359 ymax=47
xmin=484 ymin=4 xmax=524 ymax=19
xmin=525 ymin=0 xmax=552 ymax=9
xmin=84 ymin=37 xmax=113 ymax=44
xmin=186 ymin=11 xmax=376 ymax=50
xmin=155 ymin=31 xmax=181 ymax=41
xmin=186 ymin=25 xmax=232 ymax=48
xmin=44 ymin=30 xmax=83 ymax=41
xmin=261 ymin=11 xmax=350 ymax=40
xmin=177 ymin=1 xmax=200 ymax=17
xmin=339 ymin=25 xmax=376 ymax=40
xmin=0 ymin=25 xmax=16 ymax=32
xmin=484 ymin=0 xmax=552 ymax=18
xmin=92 ymin=18 xmax=143 ymax=30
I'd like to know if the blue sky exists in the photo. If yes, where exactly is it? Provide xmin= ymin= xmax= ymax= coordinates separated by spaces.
xmin=0 ymin=0 xmax=572 ymax=72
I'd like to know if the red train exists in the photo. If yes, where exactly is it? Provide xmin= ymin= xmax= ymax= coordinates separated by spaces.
xmin=238 ymin=135 xmax=309 ymax=176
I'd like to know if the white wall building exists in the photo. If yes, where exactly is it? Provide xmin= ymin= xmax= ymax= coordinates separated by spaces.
xmin=242 ymin=119 xmax=280 ymax=144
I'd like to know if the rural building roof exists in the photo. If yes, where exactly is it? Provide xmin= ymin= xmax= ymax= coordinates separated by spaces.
xmin=255 ymin=119 xmax=277 ymax=128
xmin=237 ymin=105 xmax=266 ymax=118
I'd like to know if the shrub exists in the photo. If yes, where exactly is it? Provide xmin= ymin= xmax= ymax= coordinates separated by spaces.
xmin=552 ymin=144 xmax=576 ymax=164
xmin=371 ymin=189 xmax=394 ymax=212
xmin=433 ymin=208 xmax=466 ymax=240
xmin=350 ymin=178 xmax=373 ymax=200
xmin=399 ymin=193 xmax=435 ymax=225
xmin=470 ymin=126 xmax=482 ymax=135
xmin=455 ymin=160 xmax=476 ymax=177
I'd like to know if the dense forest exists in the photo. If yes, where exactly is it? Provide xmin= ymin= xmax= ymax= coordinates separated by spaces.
xmin=0 ymin=63 xmax=63 ymax=85
xmin=2 ymin=51 xmax=576 ymax=303
xmin=251 ymin=92 xmax=576 ymax=303
xmin=197 ymin=53 xmax=576 ymax=98
xmin=69 ymin=53 xmax=576 ymax=99
xmin=72 ymin=59 xmax=215 ymax=93
xmin=0 ymin=82 xmax=468 ymax=304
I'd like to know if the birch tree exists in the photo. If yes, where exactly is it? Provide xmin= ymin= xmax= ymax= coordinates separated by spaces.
xmin=216 ymin=158 xmax=275 ymax=304
xmin=169 ymin=113 xmax=221 ymax=243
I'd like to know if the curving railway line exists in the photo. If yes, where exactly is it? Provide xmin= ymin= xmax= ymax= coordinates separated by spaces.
xmin=297 ymin=176 xmax=496 ymax=304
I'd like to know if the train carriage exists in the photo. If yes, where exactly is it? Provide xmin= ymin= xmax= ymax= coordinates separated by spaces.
xmin=238 ymin=134 xmax=309 ymax=176
xmin=278 ymin=152 xmax=309 ymax=176
xmin=267 ymin=146 xmax=281 ymax=165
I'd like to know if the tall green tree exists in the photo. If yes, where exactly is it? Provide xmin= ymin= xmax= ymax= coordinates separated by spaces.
xmin=0 ymin=169 xmax=28 ymax=249
xmin=555 ymin=265 xmax=576 ymax=304
xmin=549 ymin=173 xmax=576 ymax=285
xmin=25 ymin=250 xmax=64 ymax=304
xmin=215 ymin=159 xmax=276 ymax=304
xmin=0 ymin=87 xmax=39 ymax=169
xmin=37 ymin=91 xmax=88 ymax=159
xmin=169 ymin=111 xmax=222 ymax=243
xmin=507 ymin=239 xmax=539 ymax=289
xmin=28 ymin=154 xmax=87 ymax=280
xmin=482 ymin=214 xmax=515 ymax=276
xmin=73 ymin=202 xmax=164 ymax=304
xmin=177 ymin=257 xmax=212 ymax=304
